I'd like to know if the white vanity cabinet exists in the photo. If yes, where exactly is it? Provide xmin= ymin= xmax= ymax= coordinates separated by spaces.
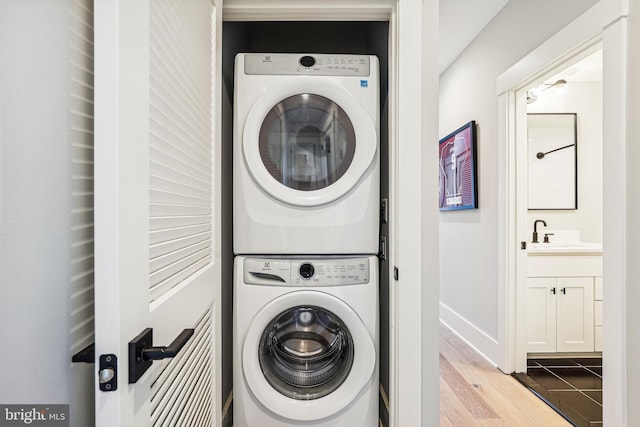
xmin=526 ymin=277 xmax=594 ymax=352
xmin=527 ymin=253 xmax=602 ymax=353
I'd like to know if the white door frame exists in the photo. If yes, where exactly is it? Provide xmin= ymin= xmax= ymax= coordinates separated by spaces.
xmin=497 ymin=0 xmax=629 ymax=425
xmin=222 ymin=1 xmax=439 ymax=425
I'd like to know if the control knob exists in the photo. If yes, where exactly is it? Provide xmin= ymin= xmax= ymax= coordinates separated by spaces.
xmin=299 ymin=263 xmax=315 ymax=279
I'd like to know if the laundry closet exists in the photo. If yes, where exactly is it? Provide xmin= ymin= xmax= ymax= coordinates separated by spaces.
xmin=217 ymin=1 xmax=441 ymax=423
xmin=221 ymin=21 xmax=391 ymax=426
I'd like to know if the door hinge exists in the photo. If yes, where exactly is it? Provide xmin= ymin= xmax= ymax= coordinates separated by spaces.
xmin=521 ymin=241 xmax=527 ymax=250
xmin=379 ymin=236 xmax=387 ymax=261
xmin=380 ymin=198 xmax=389 ymax=224
xmin=394 ymin=266 xmax=399 ymax=281
xmin=99 ymin=354 xmax=118 ymax=392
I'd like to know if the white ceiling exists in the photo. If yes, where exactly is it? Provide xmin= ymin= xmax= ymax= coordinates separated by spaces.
xmin=438 ymin=1 xmax=603 ymax=81
xmin=439 ymin=0 xmax=510 ymax=73
xmin=551 ymin=49 xmax=603 ymax=83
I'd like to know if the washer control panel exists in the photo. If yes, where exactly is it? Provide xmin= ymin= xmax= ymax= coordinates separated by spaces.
xmin=244 ymin=53 xmax=371 ymax=77
xmin=243 ymin=257 xmax=370 ymax=286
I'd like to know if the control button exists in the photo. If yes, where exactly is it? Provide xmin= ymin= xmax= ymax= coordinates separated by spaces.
xmin=299 ymin=263 xmax=315 ymax=279
xmin=300 ymin=55 xmax=316 ymax=68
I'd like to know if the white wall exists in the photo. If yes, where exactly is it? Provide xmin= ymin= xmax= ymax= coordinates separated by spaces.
xmin=527 ymin=82 xmax=603 ymax=243
xmin=624 ymin=1 xmax=640 ymax=424
xmin=0 ymin=1 xmax=94 ymax=425
xmin=438 ymin=0 xmax=599 ymax=362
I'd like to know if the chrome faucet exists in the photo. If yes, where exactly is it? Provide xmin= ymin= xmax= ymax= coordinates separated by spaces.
xmin=532 ymin=219 xmax=547 ymax=243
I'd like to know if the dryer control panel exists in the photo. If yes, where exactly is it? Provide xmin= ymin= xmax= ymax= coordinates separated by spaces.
xmin=243 ymin=257 xmax=370 ymax=287
xmin=244 ymin=53 xmax=372 ymax=77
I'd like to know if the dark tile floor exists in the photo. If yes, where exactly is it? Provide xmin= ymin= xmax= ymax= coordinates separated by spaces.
xmin=513 ymin=358 xmax=602 ymax=427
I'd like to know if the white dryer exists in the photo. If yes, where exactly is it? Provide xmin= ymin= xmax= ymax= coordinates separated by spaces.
xmin=233 ymin=53 xmax=380 ymax=255
xmin=233 ymin=256 xmax=378 ymax=427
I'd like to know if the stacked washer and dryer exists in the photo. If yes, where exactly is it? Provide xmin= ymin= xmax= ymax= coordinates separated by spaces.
xmin=233 ymin=53 xmax=380 ymax=427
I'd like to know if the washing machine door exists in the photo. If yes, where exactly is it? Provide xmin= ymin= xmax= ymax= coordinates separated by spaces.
xmin=242 ymin=79 xmax=377 ymax=207
xmin=242 ymin=290 xmax=376 ymax=421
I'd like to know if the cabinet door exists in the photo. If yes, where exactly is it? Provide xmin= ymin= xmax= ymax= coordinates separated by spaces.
xmin=526 ymin=278 xmax=557 ymax=353
xmin=556 ymin=277 xmax=594 ymax=352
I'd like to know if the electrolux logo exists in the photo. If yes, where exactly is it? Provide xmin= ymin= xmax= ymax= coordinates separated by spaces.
xmin=0 ymin=405 xmax=68 ymax=427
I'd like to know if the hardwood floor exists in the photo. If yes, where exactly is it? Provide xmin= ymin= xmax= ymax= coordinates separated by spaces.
xmin=439 ymin=324 xmax=573 ymax=426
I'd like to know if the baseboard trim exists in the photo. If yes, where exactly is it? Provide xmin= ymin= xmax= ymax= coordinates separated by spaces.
xmin=439 ymin=302 xmax=499 ymax=367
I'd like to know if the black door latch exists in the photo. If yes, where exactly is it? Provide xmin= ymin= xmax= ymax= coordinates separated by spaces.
xmin=128 ymin=328 xmax=194 ymax=384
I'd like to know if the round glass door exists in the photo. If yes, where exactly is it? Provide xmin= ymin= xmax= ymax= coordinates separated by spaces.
xmin=258 ymin=305 xmax=354 ymax=400
xmin=258 ymin=94 xmax=356 ymax=192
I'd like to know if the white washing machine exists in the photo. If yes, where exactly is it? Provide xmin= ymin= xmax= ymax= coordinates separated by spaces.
xmin=233 ymin=53 xmax=380 ymax=255
xmin=233 ymin=256 xmax=379 ymax=427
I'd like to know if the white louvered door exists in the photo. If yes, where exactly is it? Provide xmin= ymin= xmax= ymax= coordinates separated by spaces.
xmin=94 ymin=0 xmax=222 ymax=426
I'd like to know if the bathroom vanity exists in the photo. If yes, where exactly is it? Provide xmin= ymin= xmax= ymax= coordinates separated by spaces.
xmin=526 ymin=243 xmax=603 ymax=353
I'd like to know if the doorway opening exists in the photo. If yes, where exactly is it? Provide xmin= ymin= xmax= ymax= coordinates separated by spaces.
xmin=511 ymin=44 xmax=604 ymax=426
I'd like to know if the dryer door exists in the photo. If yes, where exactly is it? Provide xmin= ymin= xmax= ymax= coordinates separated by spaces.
xmin=242 ymin=290 xmax=375 ymax=421
xmin=242 ymin=79 xmax=377 ymax=207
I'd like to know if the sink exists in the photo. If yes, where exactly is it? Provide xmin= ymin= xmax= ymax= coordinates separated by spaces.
xmin=528 ymin=241 xmax=602 ymax=254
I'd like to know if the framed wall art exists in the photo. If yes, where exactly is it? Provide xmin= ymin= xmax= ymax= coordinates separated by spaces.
xmin=439 ymin=120 xmax=478 ymax=211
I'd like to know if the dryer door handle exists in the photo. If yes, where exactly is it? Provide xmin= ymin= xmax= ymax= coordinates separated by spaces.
xmin=249 ymin=272 xmax=286 ymax=282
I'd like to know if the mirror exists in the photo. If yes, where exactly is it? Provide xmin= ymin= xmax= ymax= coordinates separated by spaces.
xmin=527 ymin=113 xmax=577 ymax=210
